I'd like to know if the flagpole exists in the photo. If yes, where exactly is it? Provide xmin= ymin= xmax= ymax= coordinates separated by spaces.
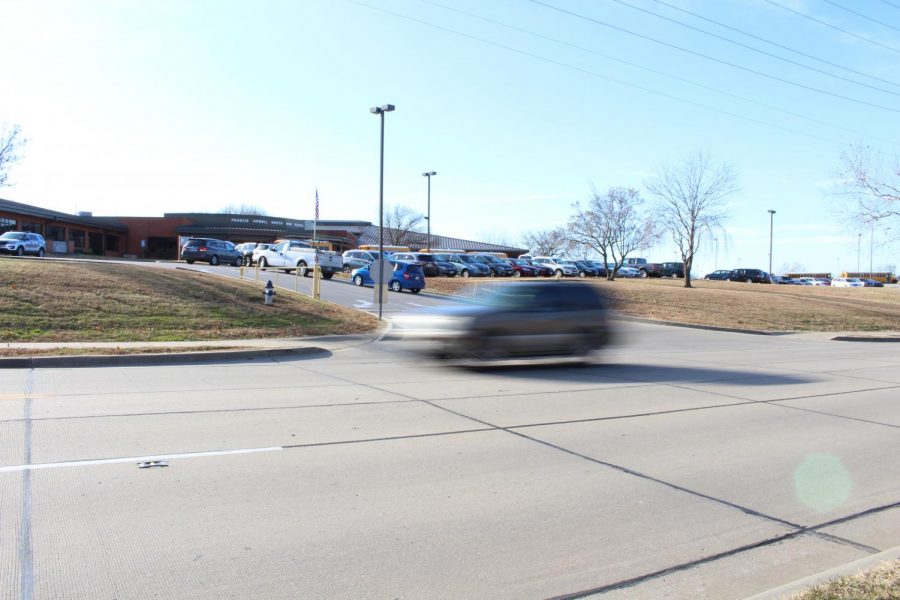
xmin=313 ymin=188 xmax=321 ymax=300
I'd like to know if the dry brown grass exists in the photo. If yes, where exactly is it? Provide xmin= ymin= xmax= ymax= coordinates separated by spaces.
xmin=0 ymin=346 xmax=242 ymax=357
xmin=422 ymin=276 xmax=900 ymax=332
xmin=786 ymin=560 xmax=899 ymax=600
xmin=0 ymin=260 xmax=378 ymax=342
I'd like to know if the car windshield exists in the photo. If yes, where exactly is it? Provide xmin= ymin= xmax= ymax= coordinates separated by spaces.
xmin=1 ymin=232 xmax=27 ymax=240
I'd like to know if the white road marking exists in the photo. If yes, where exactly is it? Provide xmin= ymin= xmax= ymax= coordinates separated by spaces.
xmin=0 ymin=446 xmax=283 ymax=473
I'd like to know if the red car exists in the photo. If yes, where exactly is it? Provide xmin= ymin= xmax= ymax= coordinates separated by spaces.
xmin=517 ymin=259 xmax=553 ymax=277
xmin=506 ymin=258 xmax=543 ymax=277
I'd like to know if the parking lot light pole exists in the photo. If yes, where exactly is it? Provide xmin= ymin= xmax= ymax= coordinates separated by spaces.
xmin=371 ymin=103 xmax=395 ymax=321
xmin=422 ymin=171 xmax=436 ymax=250
xmin=768 ymin=209 xmax=776 ymax=276
xmin=714 ymin=237 xmax=718 ymax=271
xmin=858 ymin=232 xmax=862 ymax=273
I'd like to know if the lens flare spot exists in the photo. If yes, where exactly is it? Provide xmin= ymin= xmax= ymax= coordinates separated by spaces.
xmin=794 ymin=453 xmax=853 ymax=513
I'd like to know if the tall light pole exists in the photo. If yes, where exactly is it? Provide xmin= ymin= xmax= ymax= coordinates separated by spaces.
xmin=370 ymin=103 xmax=395 ymax=320
xmin=767 ymin=209 xmax=776 ymax=276
xmin=870 ymin=222 xmax=875 ymax=276
xmin=714 ymin=237 xmax=718 ymax=271
xmin=857 ymin=232 xmax=862 ymax=273
xmin=422 ymin=171 xmax=436 ymax=250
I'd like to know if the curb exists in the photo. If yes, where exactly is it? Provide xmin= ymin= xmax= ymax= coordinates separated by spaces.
xmin=831 ymin=335 xmax=900 ymax=343
xmin=744 ymin=545 xmax=900 ymax=600
xmin=613 ymin=315 xmax=790 ymax=336
xmin=0 ymin=346 xmax=328 ymax=369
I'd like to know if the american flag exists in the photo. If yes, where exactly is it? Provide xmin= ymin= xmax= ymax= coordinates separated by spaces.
xmin=315 ymin=188 xmax=319 ymax=221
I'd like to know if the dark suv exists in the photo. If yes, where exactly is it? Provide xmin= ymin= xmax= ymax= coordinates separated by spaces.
xmin=727 ymin=268 xmax=771 ymax=283
xmin=411 ymin=281 xmax=611 ymax=359
xmin=392 ymin=252 xmax=450 ymax=277
xmin=181 ymin=238 xmax=242 ymax=266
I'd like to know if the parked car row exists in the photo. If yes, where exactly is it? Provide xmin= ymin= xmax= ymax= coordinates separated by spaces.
xmin=703 ymin=269 xmax=887 ymax=287
xmin=704 ymin=268 xmax=772 ymax=283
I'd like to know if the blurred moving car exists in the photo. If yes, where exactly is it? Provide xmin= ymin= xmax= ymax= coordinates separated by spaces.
xmin=396 ymin=281 xmax=612 ymax=359
xmin=0 ymin=231 xmax=46 ymax=256
xmin=704 ymin=270 xmax=731 ymax=280
xmin=351 ymin=260 xmax=425 ymax=293
xmin=181 ymin=238 xmax=242 ymax=266
xmin=831 ymin=277 xmax=865 ymax=287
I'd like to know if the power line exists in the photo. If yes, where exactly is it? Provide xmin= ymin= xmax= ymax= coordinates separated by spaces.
xmin=879 ymin=0 xmax=900 ymax=9
xmin=421 ymin=0 xmax=897 ymax=145
xmin=644 ymin=0 xmax=900 ymax=89
xmin=606 ymin=0 xmax=900 ymax=97
xmin=820 ymin=0 xmax=900 ymax=33
xmin=762 ymin=0 xmax=900 ymax=54
xmin=346 ymin=0 xmax=848 ymax=145
xmin=528 ymin=0 xmax=900 ymax=113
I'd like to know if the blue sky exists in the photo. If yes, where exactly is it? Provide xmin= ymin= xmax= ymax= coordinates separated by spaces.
xmin=1 ymin=0 xmax=898 ymax=275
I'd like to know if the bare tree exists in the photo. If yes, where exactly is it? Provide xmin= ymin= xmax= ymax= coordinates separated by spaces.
xmin=383 ymin=204 xmax=425 ymax=246
xmin=0 ymin=124 xmax=26 ymax=187
xmin=521 ymin=227 xmax=570 ymax=256
xmin=221 ymin=204 xmax=268 ymax=216
xmin=568 ymin=186 xmax=657 ymax=280
xmin=832 ymin=144 xmax=900 ymax=230
xmin=646 ymin=152 xmax=739 ymax=288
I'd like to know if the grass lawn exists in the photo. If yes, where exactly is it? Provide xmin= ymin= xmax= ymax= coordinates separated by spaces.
xmin=0 ymin=260 xmax=378 ymax=342
xmin=787 ymin=560 xmax=899 ymax=600
xmin=421 ymin=276 xmax=900 ymax=332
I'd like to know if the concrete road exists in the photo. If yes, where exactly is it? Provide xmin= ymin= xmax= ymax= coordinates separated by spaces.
xmin=2 ymin=323 xmax=899 ymax=599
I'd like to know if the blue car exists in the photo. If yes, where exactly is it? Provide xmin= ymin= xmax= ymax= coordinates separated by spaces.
xmin=351 ymin=261 xmax=426 ymax=294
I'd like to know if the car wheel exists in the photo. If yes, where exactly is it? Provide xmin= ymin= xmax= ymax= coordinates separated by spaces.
xmin=233 ymin=257 xmax=242 ymax=267
xmin=513 ymin=270 xmax=521 ymax=278
xmin=322 ymin=272 xmax=334 ymax=280
xmin=390 ymin=280 xmax=402 ymax=292
xmin=461 ymin=270 xmax=470 ymax=278
xmin=746 ymin=278 xmax=753 ymax=283
xmin=209 ymin=255 xmax=219 ymax=266
xmin=258 ymin=257 xmax=267 ymax=268
xmin=343 ymin=264 xmax=352 ymax=272
xmin=554 ymin=269 xmax=563 ymax=278
xmin=37 ymin=248 xmax=45 ymax=257
xmin=578 ymin=271 xmax=586 ymax=278
xmin=297 ymin=262 xmax=309 ymax=277
xmin=639 ymin=270 xmax=648 ymax=278
xmin=410 ymin=288 xmax=421 ymax=294
xmin=353 ymin=275 xmax=364 ymax=286
xmin=186 ymin=259 xmax=195 ymax=264
xmin=15 ymin=246 xmax=24 ymax=256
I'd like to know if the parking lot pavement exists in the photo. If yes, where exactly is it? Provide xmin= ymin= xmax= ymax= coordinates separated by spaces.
xmin=1 ymin=322 xmax=899 ymax=598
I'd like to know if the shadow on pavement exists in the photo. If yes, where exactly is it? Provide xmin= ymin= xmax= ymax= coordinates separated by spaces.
xmin=448 ymin=360 xmax=815 ymax=387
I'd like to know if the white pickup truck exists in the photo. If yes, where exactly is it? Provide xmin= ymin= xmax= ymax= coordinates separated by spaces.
xmin=256 ymin=239 xmax=343 ymax=279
